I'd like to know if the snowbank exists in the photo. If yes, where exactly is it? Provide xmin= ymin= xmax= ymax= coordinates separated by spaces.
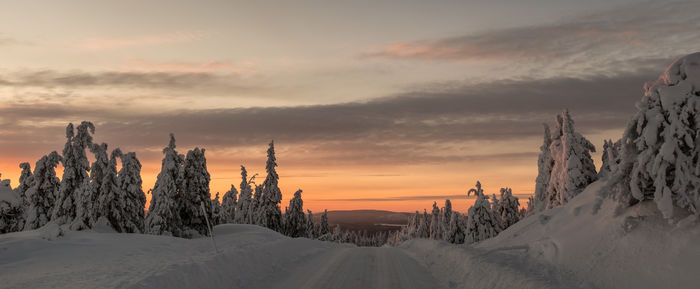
xmin=402 ymin=181 xmax=700 ymax=289
xmin=0 ymin=224 xmax=343 ymax=289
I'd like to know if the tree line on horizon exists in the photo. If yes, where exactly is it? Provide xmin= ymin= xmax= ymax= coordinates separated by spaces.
xmin=390 ymin=109 xmax=601 ymax=245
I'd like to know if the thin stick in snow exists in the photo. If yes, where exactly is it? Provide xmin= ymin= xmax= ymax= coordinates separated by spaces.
xmin=201 ymin=201 xmax=219 ymax=253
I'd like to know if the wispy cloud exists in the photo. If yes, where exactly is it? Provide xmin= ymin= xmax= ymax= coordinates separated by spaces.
xmin=114 ymin=59 xmax=257 ymax=74
xmin=360 ymin=0 xmax=700 ymax=75
xmin=77 ymin=30 xmax=211 ymax=51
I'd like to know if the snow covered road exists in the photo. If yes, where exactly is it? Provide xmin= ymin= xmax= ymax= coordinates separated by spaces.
xmin=0 ymin=224 xmax=442 ymax=289
xmin=272 ymin=247 xmax=439 ymax=289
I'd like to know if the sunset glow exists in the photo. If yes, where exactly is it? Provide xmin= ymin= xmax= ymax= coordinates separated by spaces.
xmin=2 ymin=0 xmax=699 ymax=214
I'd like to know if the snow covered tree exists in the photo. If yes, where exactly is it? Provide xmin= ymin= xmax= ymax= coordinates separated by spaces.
xmin=145 ymin=134 xmax=183 ymax=236
xmin=250 ymin=185 xmax=262 ymax=225
xmin=603 ymin=53 xmax=700 ymax=224
xmin=445 ymin=211 xmax=466 ymax=244
xmin=429 ymin=201 xmax=440 ymax=239
xmin=305 ymin=210 xmax=316 ymax=238
xmin=234 ymin=166 xmax=255 ymax=224
xmin=23 ymin=152 xmax=61 ymax=230
xmin=17 ymin=162 xmax=33 ymax=209
xmin=211 ymin=192 xmax=223 ymax=226
xmin=72 ymin=142 xmax=109 ymax=230
xmin=178 ymin=147 xmax=212 ymax=237
xmin=441 ymin=199 xmax=452 ymax=241
xmin=498 ymin=188 xmax=521 ymax=229
xmin=117 ymin=151 xmax=146 ymax=233
xmin=319 ymin=209 xmax=330 ymax=236
xmin=415 ymin=209 xmax=430 ymax=238
xmin=284 ymin=189 xmax=306 ymax=238
xmin=490 ymin=193 xmax=503 ymax=231
xmin=466 ymin=181 xmax=499 ymax=243
xmin=221 ymin=185 xmax=238 ymax=224
xmin=599 ymin=139 xmax=621 ymax=178
xmin=544 ymin=110 xmax=597 ymax=209
xmin=53 ymin=121 xmax=94 ymax=226
xmin=533 ymin=124 xmax=554 ymax=213
xmin=258 ymin=141 xmax=283 ymax=231
xmin=94 ymin=148 xmax=130 ymax=232
xmin=0 ymin=177 xmax=22 ymax=233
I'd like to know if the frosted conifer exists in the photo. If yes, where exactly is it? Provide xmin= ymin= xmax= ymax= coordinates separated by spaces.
xmin=545 ymin=110 xmax=597 ymax=209
xmin=284 ymin=189 xmax=306 ymax=237
xmin=319 ymin=209 xmax=330 ymax=236
xmin=23 ymin=152 xmax=61 ymax=230
xmin=221 ymin=185 xmax=238 ymax=224
xmin=53 ymin=121 xmax=94 ymax=226
xmin=145 ymin=134 xmax=183 ymax=236
xmin=259 ymin=141 xmax=283 ymax=231
xmin=178 ymin=147 xmax=212 ymax=237
xmin=466 ymin=181 xmax=499 ymax=243
xmin=118 ymin=151 xmax=146 ymax=233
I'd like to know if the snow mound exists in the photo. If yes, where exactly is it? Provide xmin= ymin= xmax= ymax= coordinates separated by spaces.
xmin=402 ymin=181 xmax=700 ymax=289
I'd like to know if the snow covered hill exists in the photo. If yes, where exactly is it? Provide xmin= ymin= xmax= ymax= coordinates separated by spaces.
xmin=402 ymin=180 xmax=700 ymax=289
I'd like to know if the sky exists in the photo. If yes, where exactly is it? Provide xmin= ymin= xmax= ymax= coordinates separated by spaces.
xmin=1 ymin=0 xmax=699 ymax=213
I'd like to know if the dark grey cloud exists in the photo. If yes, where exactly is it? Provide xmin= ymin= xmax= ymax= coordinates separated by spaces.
xmin=361 ymin=0 xmax=700 ymax=74
xmin=0 ymin=70 xmax=252 ymax=93
xmin=0 ymin=65 xmax=663 ymax=167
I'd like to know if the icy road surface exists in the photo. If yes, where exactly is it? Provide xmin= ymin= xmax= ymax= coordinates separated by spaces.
xmin=272 ymin=247 xmax=438 ymax=289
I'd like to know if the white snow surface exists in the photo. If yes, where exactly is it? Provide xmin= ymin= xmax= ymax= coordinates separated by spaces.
xmin=403 ymin=181 xmax=700 ymax=289
xmin=2 ymin=182 xmax=698 ymax=289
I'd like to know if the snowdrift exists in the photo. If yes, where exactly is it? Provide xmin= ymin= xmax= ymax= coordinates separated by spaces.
xmin=402 ymin=180 xmax=700 ymax=289
xmin=0 ymin=224 xmax=346 ymax=289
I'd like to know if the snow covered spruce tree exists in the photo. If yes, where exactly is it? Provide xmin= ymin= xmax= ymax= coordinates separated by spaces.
xmin=17 ymin=162 xmax=33 ymax=209
xmin=145 ymin=134 xmax=184 ymax=236
xmin=23 ymin=152 xmax=61 ymax=230
xmin=250 ymin=185 xmax=263 ymax=224
xmin=0 ymin=176 xmax=23 ymax=233
xmin=305 ymin=210 xmax=316 ymax=238
xmin=533 ymin=111 xmax=597 ymax=212
xmin=429 ymin=201 xmax=441 ymax=239
xmin=598 ymin=139 xmax=621 ymax=178
xmin=445 ymin=211 xmax=466 ymax=244
xmin=466 ymin=181 xmax=499 ymax=243
xmin=440 ymin=199 xmax=452 ymax=241
xmin=53 ymin=121 xmax=94 ymax=226
xmin=498 ymin=188 xmax=521 ymax=229
xmin=221 ymin=185 xmax=238 ymax=223
xmin=211 ymin=192 xmax=223 ymax=226
xmin=258 ymin=141 xmax=283 ymax=231
xmin=234 ymin=166 xmax=255 ymax=224
xmin=603 ymin=53 xmax=700 ymax=224
xmin=117 ymin=151 xmax=146 ymax=233
xmin=178 ymin=147 xmax=212 ymax=237
xmin=546 ymin=110 xmax=597 ymax=208
xmin=319 ymin=209 xmax=330 ymax=236
xmin=94 ymin=148 xmax=127 ymax=231
xmin=72 ymin=142 xmax=109 ymax=230
xmin=285 ymin=189 xmax=306 ymax=237
xmin=533 ymin=124 xmax=554 ymax=213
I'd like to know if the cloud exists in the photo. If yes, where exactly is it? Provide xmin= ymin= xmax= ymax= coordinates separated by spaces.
xmin=77 ymin=30 xmax=211 ymax=51
xmin=360 ymin=1 xmax=700 ymax=75
xmin=0 ymin=67 xmax=662 ymax=166
xmin=113 ymin=59 xmax=257 ymax=74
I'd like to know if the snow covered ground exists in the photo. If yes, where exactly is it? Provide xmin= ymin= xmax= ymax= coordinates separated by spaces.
xmin=1 ymin=181 xmax=698 ymax=289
